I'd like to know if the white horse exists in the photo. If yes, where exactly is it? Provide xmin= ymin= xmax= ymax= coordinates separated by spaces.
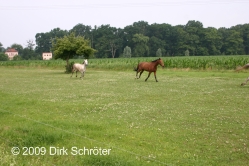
xmin=71 ymin=59 xmax=88 ymax=79
xmin=236 ymin=63 xmax=249 ymax=86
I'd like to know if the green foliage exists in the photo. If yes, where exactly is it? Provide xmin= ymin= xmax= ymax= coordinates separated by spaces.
xmin=9 ymin=43 xmax=40 ymax=60
xmin=70 ymin=24 xmax=92 ymax=38
xmin=12 ymin=55 xmax=22 ymax=61
xmin=149 ymin=36 xmax=166 ymax=56
xmin=123 ymin=46 xmax=131 ymax=58
xmin=26 ymin=40 xmax=35 ymax=50
xmin=185 ymin=49 xmax=189 ymax=56
xmin=52 ymin=32 xmax=96 ymax=66
xmin=10 ymin=44 xmax=23 ymax=55
xmin=65 ymin=61 xmax=74 ymax=73
xmin=35 ymin=28 xmax=68 ymax=55
xmin=93 ymin=25 xmax=123 ymax=58
xmin=1 ymin=56 xmax=248 ymax=71
xmin=203 ymin=27 xmax=222 ymax=55
xmin=224 ymin=30 xmax=244 ymax=55
xmin=0 ymin=53 xmax=8 ymax=61
xmin=32 ymin=21 xmax=249 ymax=58
xmin=156 ymin=48 xmax=162 ymax=57
xmin=132 ymin=34 xmax=149 ymax=57
xmin=21 ymin=48 xmax=41 ymax=60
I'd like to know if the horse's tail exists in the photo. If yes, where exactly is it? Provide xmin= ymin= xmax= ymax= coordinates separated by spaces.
xmin=71 ymin=63 xmax=74 ymax=70
xmin=236 ymin=63 xmax=249 ymax=71
xmin=70 ymin=62 xmax=75 ymax=71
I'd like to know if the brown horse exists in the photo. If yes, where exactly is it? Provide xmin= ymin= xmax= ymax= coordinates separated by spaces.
xmin=134 ymin=58 xmax=164 ymax=82
xmin=236 ymin=63 xmax=249 ymax=86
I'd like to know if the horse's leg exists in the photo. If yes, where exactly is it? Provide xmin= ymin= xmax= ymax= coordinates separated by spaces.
xmin=75 ymin=71 xmax=78 ymax=77
xmin=135 ymin=69 xmax=143 ymax=79
xmin=71 ymin=69 xmax=74 ymax=78
xmin=138 ymin=70 xmax=144 ymax=79
xmin=154 ymin=71 xmax=158 ymax=82
xmin=145 ymin=72 xmax=151 ymax=81
xmin=241 ymin=77 xmax=249 ymax=86
xmin=80 ymin=72 xmax=84 ymax=79
xmin=135 ymin=69 xmax=140 ymax=79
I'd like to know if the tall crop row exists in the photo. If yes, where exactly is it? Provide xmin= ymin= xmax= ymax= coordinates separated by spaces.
xmin=87 ymin=56 xmax=249 ymax=70
xmin=0 ymin=60 xmax=65 ymax=68
xmin=0 ymin=56 xmax=248 ymax=71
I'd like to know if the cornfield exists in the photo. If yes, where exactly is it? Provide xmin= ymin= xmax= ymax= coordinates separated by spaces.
xmin=0 ymin=56 xmax=249 ymax=71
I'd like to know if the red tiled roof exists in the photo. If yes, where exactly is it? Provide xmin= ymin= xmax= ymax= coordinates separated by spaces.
xmin=6 ymin=48 xmax=18 ymax=52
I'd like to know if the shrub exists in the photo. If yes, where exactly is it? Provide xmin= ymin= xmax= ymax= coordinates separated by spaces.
xmin=0 ymin=53 xmax=8 ymax=61
xmin=65 ymin=61 xmax=74 ymax=73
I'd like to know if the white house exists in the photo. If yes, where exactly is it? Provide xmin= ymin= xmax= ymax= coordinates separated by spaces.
xmin=42 ymin=52 xmax=52 ymax=60
xmin=5 ymin=48 xmax=18 ymax=60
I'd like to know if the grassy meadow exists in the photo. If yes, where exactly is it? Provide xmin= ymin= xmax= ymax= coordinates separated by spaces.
xmin=0 ymin=56 xmax=249 ymax=165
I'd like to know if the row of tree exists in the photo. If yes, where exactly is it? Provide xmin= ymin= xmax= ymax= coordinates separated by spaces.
xmin=1 ymin=20 xmax=249 ymax=60
xmin=35 ymin=20 xmax=249 ymax=58
xmin=0 ymin=40 xmax=41 ymax=60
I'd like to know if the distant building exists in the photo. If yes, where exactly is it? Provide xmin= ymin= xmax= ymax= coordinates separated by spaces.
xmin=5 ymin=48 xmax=18 ymax=60
xmin=42 ymin=52 xmax=52 ymax=60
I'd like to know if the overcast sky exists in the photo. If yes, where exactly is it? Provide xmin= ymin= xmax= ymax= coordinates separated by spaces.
xmin=1 ymin=0 xmax=248 ymax=48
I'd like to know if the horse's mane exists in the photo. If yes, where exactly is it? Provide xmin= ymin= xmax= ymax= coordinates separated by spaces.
xmin=151 ymin=58 xmax=161 ymax=62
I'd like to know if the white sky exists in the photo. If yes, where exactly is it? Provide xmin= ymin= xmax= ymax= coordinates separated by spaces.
xmin=0 ymin=0 xmax=248 ymax=48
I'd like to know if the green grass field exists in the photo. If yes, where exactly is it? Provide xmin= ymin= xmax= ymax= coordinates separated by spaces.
xmin=0 ymin=62 xmax=249 ymax=165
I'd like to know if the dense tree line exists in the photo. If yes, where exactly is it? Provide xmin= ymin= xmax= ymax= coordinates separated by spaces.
xmin=1 ymin=20 xmax=249 ymax=60
xmin=35 ymin=20 xmax=249 ymax=58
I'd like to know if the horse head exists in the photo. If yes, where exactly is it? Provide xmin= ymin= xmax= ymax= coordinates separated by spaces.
xmin=83 ymin=59 xmax=88 ymax=66
xmin=158 ymin=58 xmax=164 ymax=67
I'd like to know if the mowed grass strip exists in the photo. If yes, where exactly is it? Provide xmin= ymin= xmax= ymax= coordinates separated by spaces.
xmin=0 ymin=67 xmax=249 ymax=165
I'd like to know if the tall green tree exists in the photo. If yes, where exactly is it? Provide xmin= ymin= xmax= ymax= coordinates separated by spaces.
xmin=156 ymin=48 xmax=162 ymax=57
xmin=94 ymin=25 xmax=123 ymax=58
xmin=122 ymin=21 xmax=149 ymax=55
xmin=123 ymin=46 xmax=131 ymax=58
xmin=26 ymin=40 xmax=35 ymax=50
xmin=148 ymin=36 xmax=166 ymax=56
xmin=70 ymin=24 xmax=93 ymax=48
xmin=0 ymin=42 xmax=4 ymax=52
xmin=224 ymin=30 xmax=244 ymax=55
xmin=170 ymin=25 xmax=188 ymax=56
xmin=218 ymin=27 xmax=229 ymax=55
xmin=22 ymin=48 xmax=40 ymax=60
xmin=132 ymin=33 xmax=149 ymax=57
xmin=10 ymin=44 xmax=23 ymax=55
xmin=184 ymin=20 xmax=203 ymax=55
xmin=147 ymin=23 xmax=172 ymax=55
xmin=20 ymin=40 xmax=40 ymax=60
xmin=35 ymin=32 xmax=52 ymax=54
xmin=202 ymin=27 xmax=222 ymax=55
xmin=241 ymin=24 xmax=249 ymax=54
xmin=35 ymin=28 xmax=68 ymax=55
xmin=132 ymin=21 xmax=149 ymax=35
xmin=52 ymin=32 xmax=96 ymax=67
xmin=70 ymin=23 xmax=92 ymax=39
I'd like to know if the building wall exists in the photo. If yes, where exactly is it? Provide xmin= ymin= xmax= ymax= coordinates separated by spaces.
xmin=42 ymin=52 xmax=52 ymax=60
xmin=5 ymin=48 xmax=18 ymax=60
